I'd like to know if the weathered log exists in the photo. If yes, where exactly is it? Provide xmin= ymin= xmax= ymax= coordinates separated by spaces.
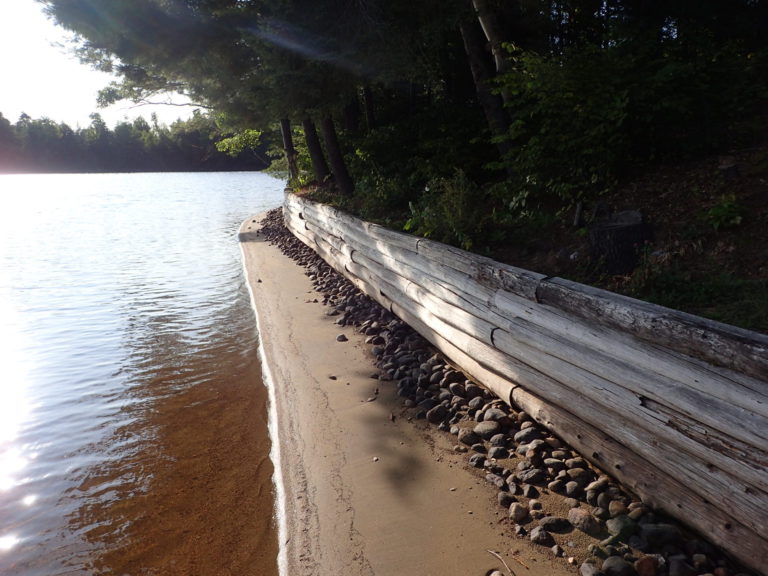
xmin=283 ymin=193 xmax=768 ymax=573
xmin=536 ymin=277 xmax=768 ymax=381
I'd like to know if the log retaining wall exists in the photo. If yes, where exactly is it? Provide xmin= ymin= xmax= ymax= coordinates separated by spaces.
xmin=283 ymin=191 xmax=768 ymax=572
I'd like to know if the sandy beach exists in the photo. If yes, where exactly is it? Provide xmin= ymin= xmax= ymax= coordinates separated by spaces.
xmin=239 ymin=213 xmax=583 ymax=576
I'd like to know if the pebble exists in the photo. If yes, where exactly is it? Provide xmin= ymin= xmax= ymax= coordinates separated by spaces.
xmin=336 ymin=334 xmax=348 ymax=342
xmin=569 ymin=507 xmax=602 ymax=536
xmin=457 ymin=428 xmax=480 ymax=446
xmin=601 ymin=555 xmax=636 ymax=576
xmin=498 ymin=492 xmax=517 ymax=508
xmin=538 ymin=515 xmax=572 ymax=533
xmin=488 ymin=446 xmax=509 ymax=459
xmin=606 ymin=515 xmax=637 ymax=539
xmin=509 ymin=502 xmax=529 ymax=523
xmin=473 ymin=420 xmax=501 ymax=439
xmin=530 ymin=525 xmax=555 ymax=546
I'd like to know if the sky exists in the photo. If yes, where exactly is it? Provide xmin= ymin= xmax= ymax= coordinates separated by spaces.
xmin=0 ymin=0 xmax=196 ymax=128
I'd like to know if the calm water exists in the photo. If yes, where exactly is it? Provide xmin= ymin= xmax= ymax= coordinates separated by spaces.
xmin=0 ymin=172 xmax=284 ymax=575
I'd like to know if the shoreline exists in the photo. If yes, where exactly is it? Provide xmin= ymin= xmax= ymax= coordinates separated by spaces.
xmin=239 ymin=212 xmax=575 ymax=576
xmin=239 ymin=209 xmax=755 ymax=576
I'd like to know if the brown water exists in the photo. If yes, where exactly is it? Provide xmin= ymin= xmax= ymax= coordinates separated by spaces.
xmin=0 ymin=172 xmax=284 ymax=575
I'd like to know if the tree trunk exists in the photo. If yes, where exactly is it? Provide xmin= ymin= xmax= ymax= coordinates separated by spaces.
xmin=459 ymin=19 xmax=511 ymax=160
xmin=472 ymin=0 xmax=507 ymax=75
xmin=302 ymin=117 xmax=330 ymax=184
xmin=279 ymin=118 xmax=298 ymax=181
xmin=320 ymin=114 xmax=354 ymax=196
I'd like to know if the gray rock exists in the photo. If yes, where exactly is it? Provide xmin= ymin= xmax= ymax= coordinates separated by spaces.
xmin=514 ymin=427 xmax=543 ymax=444
xmin=522 ymin=484 xmax=539 ymax=498
xmin=457 ymin=428 xmax=480 ymax=446
xmin=566 ymin=457 xmax=588 ymax=469
xmin=538 ymin=516 xmax=572 ymax=533
xmin=606 ymin=515 xmax=637 ymax=539
xmin=565 ymin=481 xmax=583 ymax=497
xmin=516 ymin=468 xmax=546 ymax=484
xmin=569 ymin=507 xmax=602 ymax=536
xmin=488 ymin=446 xmax=509 ymax=460
xmin=468 ymin=453 xmax=486 ymax=468
xmin=580 ymin=562 xmax=605 ymax=576
xmin=489 ymin=433 xmax=507 ymax=447
xmin=530 ymin=526 xmax=555 ymax=546
xmin=471 ymin=443 xmax=487 ymax=453
xmin=484 ymin=407 xmax=508 ymax=422
xmin=426 ymin=404 xmax=447 ymax=424
xmin=336 ymin=334 xmax=349 ymax=342
xmin=601 ymin=556 xmax=636 ymax=576
xmin=468 ymin=396 xmax=485 ymax=410
xmin=485 ymin=473 xmax=507 ymax=489
xmin=418 ymin=397 xmax=438 ymax=411
xmin=464 ymin=383 xmax=483 ymax=399
xmin=498 ymin=492 xmax=517 ymax=508
xmin=509 ymin=502 xmax=529 ymax=523
xmin=474 ymin=420 xmax=501 ymax=439
xmin=448 ymin=382 xmax=465 ymax=397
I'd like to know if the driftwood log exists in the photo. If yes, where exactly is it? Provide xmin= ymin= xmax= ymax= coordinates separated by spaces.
xmin=283 ymin=192 xmax=768 ymax=573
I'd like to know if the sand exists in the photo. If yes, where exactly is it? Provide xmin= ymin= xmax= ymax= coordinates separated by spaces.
xmin=240 ymin=214 xmax=581 ymax=576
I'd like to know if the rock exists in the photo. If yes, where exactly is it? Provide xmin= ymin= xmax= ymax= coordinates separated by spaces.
xmin=516 ymin=468 xmax=547 ymax=485
xmin=448 ymin=381 xmax=465 ymax=397
xmin=485 ymin=473 xmax=507 ymax=489
xmin=522 ymin=484 xmax=539 ymax=498
xmin=471 ymin=443 xmax=487 ymax=453
xmin=580 ymin=562 xmax=605 ymax=576
xmin=668 ymin=557 xmax=695 ymax=576
xmin=567 ymin=467 xmax=594 ymax=485
xmin=528 ymin=499 xmax=543 ymax=510
xmin=634 ymin=555 xmax=662 ymax=576
xmin=530 ymin=526 xmax=555 ymax=546
xmin=602 ymin=556 xmax=636 ymax=576
xmin=552 ymin=544 xmax=564 ymax=557
xmin=464 ymin=383 xmax=483 ymax=399
xmin=514 ymin=427 xmax=543 ymax=444
xmin=538 ymin=516 xmax=572 ymax=533
xmin=509 ymin=502 xmax=529 ymax=523
xmin=569 ymin=507 xmax=602 ymax=536
xmin=489 ymin=433 xmax=507 ymax=447
xmin=457 ymin=428 xmax=480 ymax=446
xmin=488 ymin=446 xmax=509 ymax=460
xmin=336 ymin=334 xmax=348 ymax=342
xmin=417 ymin=397 xmax=438 ymax=411
xmin=498 ymin=492 xmax=517 ymax=508
xmin=468 ymin=453 xmax=486 ymax=468
xmin=426 ymin=404 xmax=447 ymax=424
xmin=474 ymin=420 xmax=501 ymax=439
xmin=606 ymin=515 xmax=637 ymax=539
xmin=565 ymin=481 xmax=583 ymax=497
xmin=609 ymin=500 xmax=628 ymax=518
xmin=484 ymin=407 xmax=508 ymax=422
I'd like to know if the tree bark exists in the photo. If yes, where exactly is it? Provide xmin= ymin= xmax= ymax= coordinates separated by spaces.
xmin=302 ymin=117 xmax=330 ymax=184
xmin=459 ymin=19 xmax=511 ymax=160
xmin=472 ymin=0 xmax=508 ymax=75
xmin=279 ymin=118 xmax=298 ymax=181
xmin=320 ymin=114 xmax=354 ymax=196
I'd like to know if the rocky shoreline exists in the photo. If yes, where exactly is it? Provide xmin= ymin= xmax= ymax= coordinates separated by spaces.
xmin=258 ymin=208 xmax=755 ymax=576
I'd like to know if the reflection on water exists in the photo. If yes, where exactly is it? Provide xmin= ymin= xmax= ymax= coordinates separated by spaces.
xmin=0 ymin=172 xmax=283 ymax=575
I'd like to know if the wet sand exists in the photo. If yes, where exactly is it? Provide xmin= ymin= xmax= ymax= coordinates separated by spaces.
xmin=240 ymin=214 xmax=578 ymax=576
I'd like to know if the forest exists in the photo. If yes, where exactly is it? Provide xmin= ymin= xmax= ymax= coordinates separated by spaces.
xmin=34 ymin=0 xmax=768 ymax=330
xmin=0 ymin=109 xmax=270 ymax=172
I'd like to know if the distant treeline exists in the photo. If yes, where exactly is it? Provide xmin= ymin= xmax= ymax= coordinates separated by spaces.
xmin=0 ymin=110 xmax=271 ymax=173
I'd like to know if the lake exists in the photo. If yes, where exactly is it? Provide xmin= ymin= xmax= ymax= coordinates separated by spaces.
xmin=0 ymin=172 xmax=284 ymax=575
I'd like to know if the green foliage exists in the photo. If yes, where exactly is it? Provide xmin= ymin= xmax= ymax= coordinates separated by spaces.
xmin=497 ymin=44 xmax=630 ymax=209
xmin=704 ymin=194 xmax=743 ymax=231
xmin=403 ymin=170 xmax=508 ymax=251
